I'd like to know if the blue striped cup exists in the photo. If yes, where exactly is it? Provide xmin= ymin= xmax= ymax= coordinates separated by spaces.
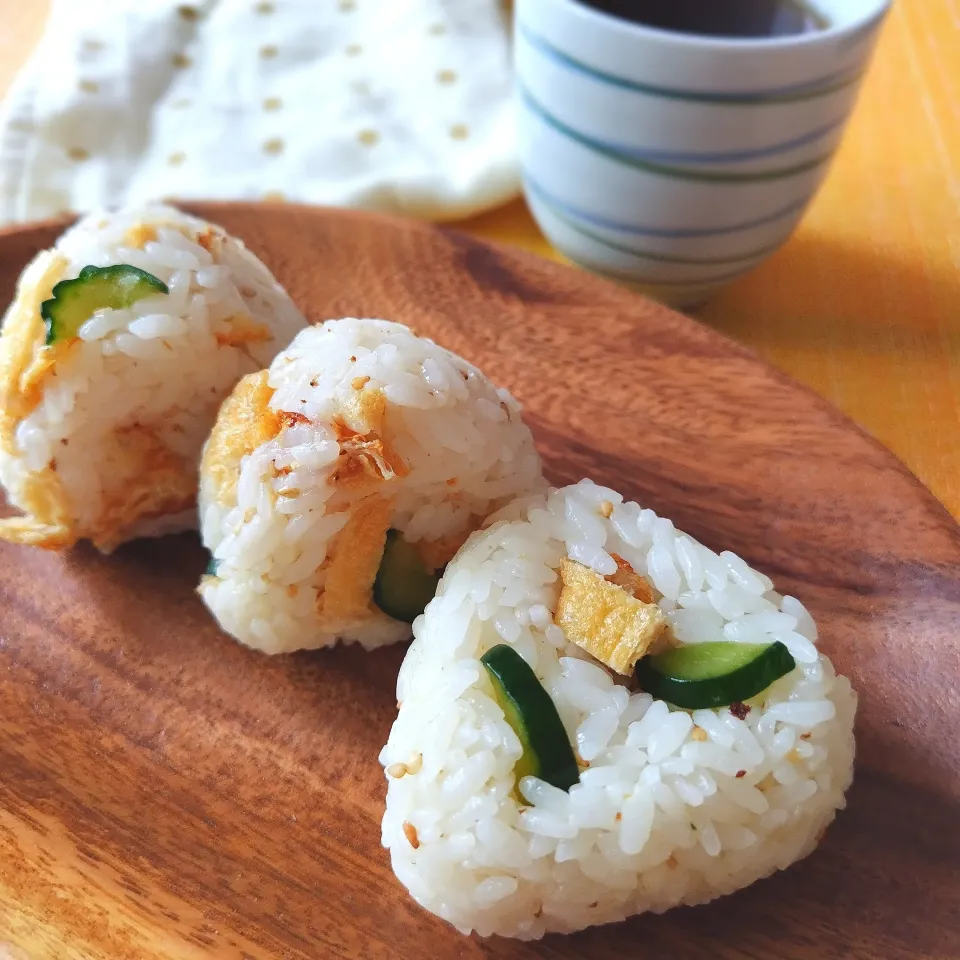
xmin=516 ymin=0 xmax=891 ymax=305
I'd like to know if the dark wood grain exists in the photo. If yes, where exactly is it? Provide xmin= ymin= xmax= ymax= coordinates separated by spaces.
xmin=0 ymin=203 xmax=957 ymax=960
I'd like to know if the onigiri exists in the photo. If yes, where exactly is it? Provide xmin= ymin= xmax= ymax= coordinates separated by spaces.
xmin=198 ymin=318 xmax=546 ymax=654
xmin=380 ymin=480 xmax=856 ymax=938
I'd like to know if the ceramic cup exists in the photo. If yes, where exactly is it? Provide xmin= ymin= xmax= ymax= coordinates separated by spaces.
xmin=515 ymin=0 xmax=892 ymax=305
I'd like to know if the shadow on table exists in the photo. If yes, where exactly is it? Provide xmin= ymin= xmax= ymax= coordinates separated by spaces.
xmin=694 ymin=229 xmax=960 ymax=356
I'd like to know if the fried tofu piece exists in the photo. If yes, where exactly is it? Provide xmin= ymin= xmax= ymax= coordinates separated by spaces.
xmin=606 ymin=553 xmax=655 ymax=604
xmin=314 ymin=388 xmax=414 ymax=629
xmin=555 ymin=559 xmax=666 ymax=675
xmin=0 ymin=250 xmax=78 ymax=547
xmin=316 ymin=494 xmax=393 ymax=630
xmin=0 ymin=251 xmax=69 ymax=442
xmin=0 ymin=465 xmax=75 ymax=549
xmin=17 ymin=340 xmax=78 ymax=413
xmin=333 ymin=432 xmax=405 ymax=488
xmin=338 ymin=383 xmax=387 ymax=436
xmin=310 ymin=386 xmax=416 ymax=630
xmin=414 ymin=526 xmax=475 ymax=572
xmin=123 ymin=223 xmax=158 ymax=249
xmin=214 ymin=314 xmax=273 ymax=348
xmin=331 ymin=387 xmax=407 ymax=497
xmin=90 ymin=424 xmax=196 ymax=552
xmin=201 ymin=370 xmax=281 ymax=508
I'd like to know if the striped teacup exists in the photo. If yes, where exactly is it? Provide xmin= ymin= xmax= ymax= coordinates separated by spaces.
xmin=515 ymin=0 xmax=891 ymax=305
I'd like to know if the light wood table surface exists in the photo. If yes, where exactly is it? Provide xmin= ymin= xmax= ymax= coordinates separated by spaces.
xmin=2 ymin=0 xmax=958 ymax=518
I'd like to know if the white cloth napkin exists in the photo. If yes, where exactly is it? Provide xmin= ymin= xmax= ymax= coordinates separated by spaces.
xmin=0 ymin=0 xmax=518 ymax=225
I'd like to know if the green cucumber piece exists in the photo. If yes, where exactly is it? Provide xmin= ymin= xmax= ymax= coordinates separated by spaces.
xmin=40 ymin=264 xmax=168 ymax=344
xmin=205 ymin=557 xmax=220 ymax=577
xmin=634 ymin=640 xmax=796 ymax=710
xmin=372 ymin=529 xmax=442 ymax=623
xmin=481 ymin=643 xmax=580 ymax=792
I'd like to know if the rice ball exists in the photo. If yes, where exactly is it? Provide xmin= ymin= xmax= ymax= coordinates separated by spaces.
xmin=0 ymin=204 xmax=306 ymax=551
xmin=380 ymin=480 xmax=857 ymax=939
xmin=198 ymin=318 xmax=546 ymax=654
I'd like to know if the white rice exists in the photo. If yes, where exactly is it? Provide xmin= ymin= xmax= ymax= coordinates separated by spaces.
xmin=0 ymin=203 xmax=306 ymax=548
xmin=199 ymin=318 xmax=546 ymax=654
xmin=380 ymin=480 xmax=857 ymax=939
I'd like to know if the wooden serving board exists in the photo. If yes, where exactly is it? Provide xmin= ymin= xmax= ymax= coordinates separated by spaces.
xmin=0 ymin=204 xmax=957 ymax=960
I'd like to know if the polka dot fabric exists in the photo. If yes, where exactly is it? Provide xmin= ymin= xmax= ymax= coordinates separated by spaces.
xmin=0 ymin=0 xmax=518 ymax=224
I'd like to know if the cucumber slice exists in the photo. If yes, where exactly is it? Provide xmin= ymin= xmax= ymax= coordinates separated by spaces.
xmin=481 ymin=643 xmax=580 ymax=792
xmin=372 ymin=529 xmax=442 ymax=623
xmin=634 ymin=640 xmax=796 ymax=710
xmin=40 ymin=264 xmax=168 ymax=344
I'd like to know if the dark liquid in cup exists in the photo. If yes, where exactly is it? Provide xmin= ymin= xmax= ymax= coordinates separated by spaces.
xmin=579 ymin=0 xmax=829 ymax=38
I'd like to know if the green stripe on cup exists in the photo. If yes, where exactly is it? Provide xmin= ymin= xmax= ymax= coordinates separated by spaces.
xmin=527 ymin=179 xmax=785 ymax=265
xmin=519 ymin=22 xmax=866 ymax=105
xmin=521 ymin=87 xmax=834 ymax=183
xmin=581 ymin=259 xmax=759 ymax=289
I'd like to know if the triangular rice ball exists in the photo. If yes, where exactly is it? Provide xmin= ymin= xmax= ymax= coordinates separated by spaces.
xmin=381 ymin=481 xmax=856 ymax=939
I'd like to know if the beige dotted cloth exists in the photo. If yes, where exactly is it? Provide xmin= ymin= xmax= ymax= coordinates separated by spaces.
xmin=0 ymin=0 xmax=518 ymax=225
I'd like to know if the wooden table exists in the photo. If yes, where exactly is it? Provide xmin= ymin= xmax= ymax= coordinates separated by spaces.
xmin=2 ymin=0 xmax=958 ymax=519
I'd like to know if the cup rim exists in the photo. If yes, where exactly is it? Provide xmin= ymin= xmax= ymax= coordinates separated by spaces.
xmin=550 ymin=0 xmax=893 ymax=51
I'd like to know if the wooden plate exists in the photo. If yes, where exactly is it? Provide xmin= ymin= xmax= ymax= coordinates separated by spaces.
xmin=0 ymin=203 xmax=957 ymax=960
